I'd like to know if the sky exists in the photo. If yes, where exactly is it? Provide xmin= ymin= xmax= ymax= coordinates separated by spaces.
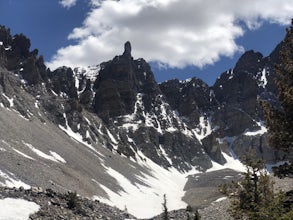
xmin=0 ymin=0 xmax=292 ymax=85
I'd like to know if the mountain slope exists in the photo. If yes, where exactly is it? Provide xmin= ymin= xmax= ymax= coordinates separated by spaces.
xmin=0 ymin=25 xmax=285 ymax=218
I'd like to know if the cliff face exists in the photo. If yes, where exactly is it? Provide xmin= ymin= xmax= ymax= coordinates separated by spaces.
xmin=0 ymin=25 xmax=286 ymax=218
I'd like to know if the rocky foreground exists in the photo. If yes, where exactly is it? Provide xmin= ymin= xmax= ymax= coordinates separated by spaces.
xmin=0 ymin=186 xmax=135 ymax=220
xmin=0 ymin=185 xmax=229 ymax=220
xmin=1 ymin=175 xmax=292 ymax=220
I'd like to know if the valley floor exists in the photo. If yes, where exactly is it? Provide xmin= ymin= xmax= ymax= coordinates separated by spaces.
xmin=1 ymin=176 xmax=292 ymax=220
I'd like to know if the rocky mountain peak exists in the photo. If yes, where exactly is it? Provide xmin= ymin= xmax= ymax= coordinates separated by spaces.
xmin=92 ymin=43 xmax=159 ymax=123
xmin=123 ymin=41 xmax=132 ymax=58
xmin=0 ymin=26 xmax=48 ymax=85
xmin=234 ymin=50 xmax=264 ymax=73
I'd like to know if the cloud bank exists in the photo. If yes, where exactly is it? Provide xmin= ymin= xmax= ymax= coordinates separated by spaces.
xmin=48 ymin=0 xmax=293 ymax=70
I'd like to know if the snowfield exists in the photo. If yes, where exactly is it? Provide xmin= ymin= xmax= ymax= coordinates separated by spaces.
xmin=0 ymin=198 xmax=40 ymax=220
xmin=93 ymin=149 xmax=246 ymax=219
xmin=94 ymin=156 xmax=193 ymax=218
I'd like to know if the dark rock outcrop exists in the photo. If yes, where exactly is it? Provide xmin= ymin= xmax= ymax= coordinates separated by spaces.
xmin=160 ymin=78 xmax=217 ymax=127
xmin=93 ymin=42 xmax=159 ymax=123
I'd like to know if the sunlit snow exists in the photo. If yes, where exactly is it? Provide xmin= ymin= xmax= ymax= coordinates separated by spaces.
xmin=0 ymin=170 xmax=30 ymax=189
xmin=106 ymin=128 xmax=118 ymax=145
xmin=59 ymin=113 xmax=104 ymax=158
xmin=12 ymin=148 xmax=35 ymax=160
xmin=207 ymin=152 xmax=246 ymax=173
xmin=226 ymin=69 xmax=234 ymax=80
xmin=244 ymin=121 xmax=267 ymax=136
xmin=93 ymin=148 xmax=247 ymax=219
xmin=0 ymin=198 xmax=40 ymax=220
xmin=2 ymin=94 xmax=14 ymax=107
xmin=119 ymin=93 xmax=198 ymax=140
xmin=22 ymin=141 xmax=66 ymax=163
xmin=260 ymin=68 xmax=268 ymax=88
xmin=34 ymin=101 xmax=39 ymax=109
xmin=213 ymin=197 xmax=227 ymax=203
xmin=74 ymin=65 xmax=100 ymax=82
xmin=179 ymin=78 xmax=192 ymax=83
xmin=159 ymin=145 xmax=173 ymax=165
xmin=49 ymin=151 xmax=66 ymax=163
xmin=193 ymin=116 xmax=212 ymax=141
xmin=94 ymin=154 xmax=196 ymax=218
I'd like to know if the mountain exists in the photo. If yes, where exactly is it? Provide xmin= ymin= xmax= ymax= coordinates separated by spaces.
xmin=0 ymin=25 xmax=285 ymax=218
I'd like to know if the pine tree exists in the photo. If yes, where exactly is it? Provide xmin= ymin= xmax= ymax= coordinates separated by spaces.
xmin=67 ymin=191 xmax=80 ymax=210
xmin=193 ymin=209 xmax=201 ymax=220
xmin=220 ymin=157 xmax=290 ymax=219
xmin=261 ymin=19 xmax=293 ymax=178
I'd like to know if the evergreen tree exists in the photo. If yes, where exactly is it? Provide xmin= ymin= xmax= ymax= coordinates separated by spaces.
xmin=193 ymin=209 xmax=201 ymax=220
xmin=67 ymin=191 xmax=80 ymax=210
xmin=220 ymin=157 xmax=291 ymax=219
xmin=261 ymin=19 xmax=293 ymax=178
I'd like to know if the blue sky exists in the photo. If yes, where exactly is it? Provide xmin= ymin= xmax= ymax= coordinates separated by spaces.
xmin=0 ymin=0 xmax=291 ymax=85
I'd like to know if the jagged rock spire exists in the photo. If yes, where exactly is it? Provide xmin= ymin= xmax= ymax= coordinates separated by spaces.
xmin=123 ymin=41 xmax=132 ymax=58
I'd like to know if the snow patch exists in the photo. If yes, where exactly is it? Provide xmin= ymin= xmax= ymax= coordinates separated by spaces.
xmin=2 ymin=94 xmax=14 ymax=107
xmin=179 ymin=78 xmax=192 ymax=83
xmin=84 ymin=116 xmax=91 ymax=125
xmin=120 ymin=93 xmax=144 ymax=131
xmin=4 ymin=46 xmax=11 ymax=51
xmin=59 ymin=113 xmax=104 ymax=158
xmin=1 ymin=140 xmax=34 ymax=160
xmin=34 ymin=101 xmax=39 ymax=109
xmin=50 ymin=151 xmax=66 ymax=163
xmin=22 ymin=141 xmax=66 ymax=163
xmin=94 ymin=151 xmax=199 ymax=219
xmin=74 ymin=65 xmax=100 ymax=82
xmin=86 ymin=130 xmax=90 ymax=138
xmin=106 ymin=128 xmax=118 ymax=145
xmin=119 ymin=93 xmax=187 ymax=135
xmin=260 ymin=68 xmax=268 ymax=88
xmin=228 ymin=69 xmax=234 ymax=80
xmin=193 ymin=116 xmax=212 ymax=141
xmin=209 ymin=90 xmax=215 ymax=102
xmin=244 ymin=121 xmax=267 ymax=136
xmin=12 ymin=148 xmax=35 ymax=160
xmin=207 ymin=152 xmax=246 ymax=173
xmin=0 ymin=170 xmax=30 ymax=189
xmin=213 ymin=197 xmax=227 ymax=203
xmin=159 ymin=145 xmax=173 ymax=165
xmin=0 ymin=198 xmax=40 ymax=220
xmin=51 ymin=89 xmax=58 ymax=96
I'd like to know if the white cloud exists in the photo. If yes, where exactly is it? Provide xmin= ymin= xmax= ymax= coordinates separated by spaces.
xmin=48 ymin=0 xmax=293 ymax=70
xmin=59 ymin=0 xmax=77 ymax=9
